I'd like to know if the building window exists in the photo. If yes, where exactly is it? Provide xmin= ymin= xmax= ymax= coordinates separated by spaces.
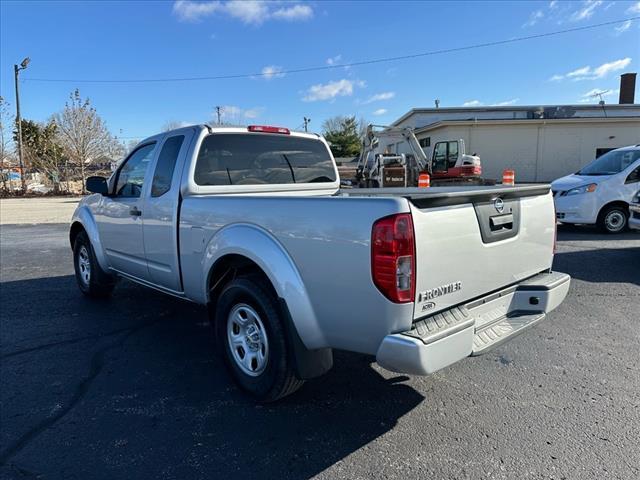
xmin=419 ymin=137 xmax=431 ymax=148
xmin=596 ymin=148 xmax=615 ymax=158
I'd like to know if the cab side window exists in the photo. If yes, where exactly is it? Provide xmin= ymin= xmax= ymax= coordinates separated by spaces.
xmin=115 ymin=143 xmax=156 ymax=198
xmin=625 ymin=165 xmax=640 ymax=184
xmin=151 ymin=136 xmax=185 ymax=197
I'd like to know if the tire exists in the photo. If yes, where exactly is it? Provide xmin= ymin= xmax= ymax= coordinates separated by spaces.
xmin=597 ymin=205 xmax=629 ymax=234
xmin=215 ymin=276 xmax=304 ymax=402
xmin=73 ymin=230 xmax=117 ymax=297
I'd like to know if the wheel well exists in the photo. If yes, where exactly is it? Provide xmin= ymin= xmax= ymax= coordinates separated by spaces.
xmin=207 ymin=254 xmax=276 ymax=310
xmin=598 ymin=200 xmax=629 ymax=220
xmin=69 ymin=222 xmax=86 ymax=249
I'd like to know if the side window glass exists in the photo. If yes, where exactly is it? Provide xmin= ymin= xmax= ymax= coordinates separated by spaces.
xmin=447 ymin=141 xmax=459 ymax=168
xmin=433 ymin=142 xmax=448 ymax=171
xmin=115 ymin=143 xmax=155 ymax=198
xmin=625 ymin=166 xmax=640 ymax=184
xmin=151 ymin=136 xmax=185 ymax=197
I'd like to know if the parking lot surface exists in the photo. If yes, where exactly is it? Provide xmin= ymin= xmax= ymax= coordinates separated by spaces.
xmin=1 ymin=209 xmax=639 ymax=479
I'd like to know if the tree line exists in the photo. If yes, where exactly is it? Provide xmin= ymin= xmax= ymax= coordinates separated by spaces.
xmin=0 ymin=90 xmax=125 ymax=195
xmin=0 ymin=92 xmax=368 ymax=195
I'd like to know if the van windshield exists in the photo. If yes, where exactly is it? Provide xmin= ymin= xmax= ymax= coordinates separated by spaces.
xmin=194 ymin=133 xmax=336 ymax=186
xmin=577 ymin=149 xmax=640 ymax=176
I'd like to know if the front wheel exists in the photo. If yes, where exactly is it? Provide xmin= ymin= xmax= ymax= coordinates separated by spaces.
xmin=73 ymin=231 xmax=117 ymax=297
xmin=215 ymin=276 xmax=303 ymax=402
xmin=597 ymin=205 xmax=629 ymax=234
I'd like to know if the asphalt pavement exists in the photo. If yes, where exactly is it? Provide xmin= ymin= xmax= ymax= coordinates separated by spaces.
xmin=1 ymin=222 xmax=639 ymax=479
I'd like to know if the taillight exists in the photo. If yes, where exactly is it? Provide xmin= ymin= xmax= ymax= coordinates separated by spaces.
xmin=371 ymin=213 xmax=415 ymax=303
xmin=247 ymin=125 xmax=290 ymax=134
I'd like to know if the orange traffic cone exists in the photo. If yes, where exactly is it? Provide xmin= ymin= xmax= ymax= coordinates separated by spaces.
xmin=502 ymin=169 xmax=515 ymax=185
xmin=418 ymin=173 xmax=430 ymax=188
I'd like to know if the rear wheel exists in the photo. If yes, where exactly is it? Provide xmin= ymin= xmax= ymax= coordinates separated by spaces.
xmin=73 ymin=231 xmax=117 ymax=297
xmin=597 ymin=205 xmax=628 ymax=234
xmin=215 ymin=276 xmax=303 ymax=402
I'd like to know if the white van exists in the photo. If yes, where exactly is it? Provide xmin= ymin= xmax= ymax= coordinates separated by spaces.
xmin=552 ymin=145 xmax=640 ymax=233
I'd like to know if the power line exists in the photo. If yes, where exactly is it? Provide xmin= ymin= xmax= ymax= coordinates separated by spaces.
xmin=23 ymin=17 xmax=639 ymax=84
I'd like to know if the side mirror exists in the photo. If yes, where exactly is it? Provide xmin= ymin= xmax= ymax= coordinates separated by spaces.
xmin=86 ymin=176 xmax=109 ymax=195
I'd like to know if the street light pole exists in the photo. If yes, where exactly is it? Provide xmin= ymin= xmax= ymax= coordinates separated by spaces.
xmin=14 ymin=57 xmax=30 ymax=193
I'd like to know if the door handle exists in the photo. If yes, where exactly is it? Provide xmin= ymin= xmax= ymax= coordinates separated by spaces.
xmin=129 ymin=206 xmax=142 ymax=217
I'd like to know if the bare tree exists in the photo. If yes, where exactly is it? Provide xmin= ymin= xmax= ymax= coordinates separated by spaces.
xmin=162 ymin=120 xmax=187 ymax=131
xmin=0 ymin=96 xmax=14 ymax=191
xmin=53 ymin=90 xmax=117 ymax=193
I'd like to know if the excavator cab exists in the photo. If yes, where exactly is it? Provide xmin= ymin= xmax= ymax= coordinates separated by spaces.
xmin=430 ymin=140 xmax=482 ymax=180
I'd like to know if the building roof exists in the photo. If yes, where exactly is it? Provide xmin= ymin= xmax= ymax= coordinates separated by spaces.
xmin=392 ymin=103 xmax=640 ymax=127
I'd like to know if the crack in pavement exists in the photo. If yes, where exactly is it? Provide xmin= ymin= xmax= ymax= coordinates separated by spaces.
xmin=0 ymin=319 xmax=161 ymax=466
xmin=1 ymin=324 xmax=147 ymax=360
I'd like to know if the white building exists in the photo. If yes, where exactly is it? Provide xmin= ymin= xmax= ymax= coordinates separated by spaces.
xmin=387 ymin=103 xmax=640 ymax=182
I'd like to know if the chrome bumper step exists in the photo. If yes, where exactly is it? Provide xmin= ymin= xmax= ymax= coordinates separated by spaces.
xmin=402 ymin=306 xmax=475 ymax=345
xmin=471 ymin=311 xmax=546 ymax=356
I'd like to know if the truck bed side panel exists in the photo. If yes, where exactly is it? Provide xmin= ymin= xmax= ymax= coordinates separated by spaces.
xmin=179 ymin=196 xmax=414 ymax=354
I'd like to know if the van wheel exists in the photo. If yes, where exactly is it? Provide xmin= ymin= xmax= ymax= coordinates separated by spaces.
xmin=73 ymin=231 xmax=117 ymax=297
xmin=597 ymin=205 xmax=628 ymax=234
xmin=215 ymin=276 xmax=304 ymax=402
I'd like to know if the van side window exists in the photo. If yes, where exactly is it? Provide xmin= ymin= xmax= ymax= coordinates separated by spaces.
xmin=151 ymin=136 xmax=185 ymax=197
xmin=626 ymin=165 xmax=640 ymax=184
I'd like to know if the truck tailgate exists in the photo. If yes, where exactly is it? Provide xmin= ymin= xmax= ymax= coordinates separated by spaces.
xmin=408 ymin=185 xmax=555 ymax=320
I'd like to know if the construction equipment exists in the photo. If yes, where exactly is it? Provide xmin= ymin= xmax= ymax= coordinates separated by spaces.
xmin=355 ymin=124 xmax=484 ymax=188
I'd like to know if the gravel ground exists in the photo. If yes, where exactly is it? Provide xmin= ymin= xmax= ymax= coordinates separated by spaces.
xmin=0 ymin=217 xmax=638 ymax=479
xmin=0 ymin=198 xmax=80 ymax=225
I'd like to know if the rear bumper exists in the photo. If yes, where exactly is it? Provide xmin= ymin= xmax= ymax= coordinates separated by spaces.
xmin=629 ymin=203 xmax=640 ymax=230
xmin=376 ymin=271 xmax=570 ymax=375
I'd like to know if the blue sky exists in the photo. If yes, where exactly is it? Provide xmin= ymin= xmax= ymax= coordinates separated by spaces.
xmin=1 ymin=0 xmax=639 ymax=141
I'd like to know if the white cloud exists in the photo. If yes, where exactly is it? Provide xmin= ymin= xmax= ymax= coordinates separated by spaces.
xmin=549 ymin=0 xmax=558 ymax=8
xmin=372 ymin=108 xmax=387 ymax=116
xmin=570 ymin=1 xmax=603 ymax=22
xmin=566 ymin=66 xmax=592 ymax=78
xmin=462 ymin=100 xmax=483 ymax=107
xmin=326 ymin=54 xmax=342 ymax=66
xmin=578 ymin=88 xmax=619 ymax=102
xmin=302 ymin=79 xmax=363 ymax=102
xmin=549 ymin=57 xmax=632 ymax=81
xmin=173 ymin=1 xmax=313 ymax=25
xmin=218 ymin=105 xmax=265 ymax=122
xmin=626 ymin=1 xmax=640 ymax=14
xmin=614 ymin=20 xmax=632 ymax=35
xmin=173 ymin=0 xmax=220 ymax=21
xmin=363 ymin=92 xmax=396 ymax=104
xmin=494 ymin=98 xmax=520 ymax=106
xmin=523 ymin=10 xmax=544 ymax=27
xmin=592 ymin=58 xmax=632 ymax=78
xmin=271 ymin=4 xmax=313 ymax=21
xmin=260 ymin=65 xmax=285 ymax=80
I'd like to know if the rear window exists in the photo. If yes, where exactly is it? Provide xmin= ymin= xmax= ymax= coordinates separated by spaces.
xmin=194 ymin=133 xmax=336 ymax=186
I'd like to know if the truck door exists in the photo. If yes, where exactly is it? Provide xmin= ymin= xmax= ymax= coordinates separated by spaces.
xmin=142 ymin=130 xmax=194 ymax=292
xmin=97 ymin=142 xmax=157 ymax=280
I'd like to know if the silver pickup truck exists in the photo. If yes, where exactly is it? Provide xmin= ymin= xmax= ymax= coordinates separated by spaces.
xmin=70 ymin=124 xmax=570 ymax=401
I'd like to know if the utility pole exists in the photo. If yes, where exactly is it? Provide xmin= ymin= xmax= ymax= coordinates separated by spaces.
xmin=303 ymin=116 xmax=311 ymax=132
xmin=215 ymin=106 xmax=222 ymax=125
xmin=14 ymin=57 xmax=30 ymax=193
